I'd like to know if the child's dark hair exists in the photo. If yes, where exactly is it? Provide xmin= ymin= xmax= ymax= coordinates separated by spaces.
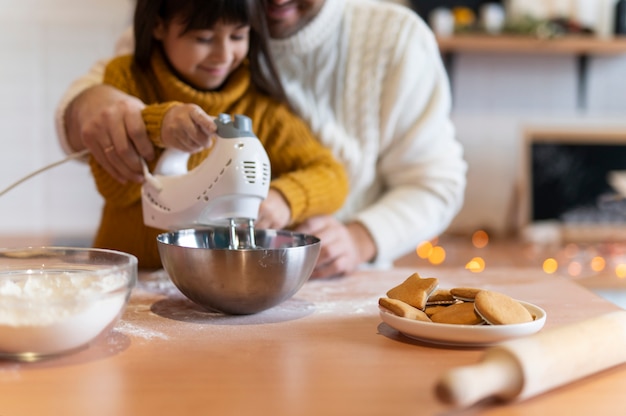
xmin=133 ymin=0 xmax=287 ymax=103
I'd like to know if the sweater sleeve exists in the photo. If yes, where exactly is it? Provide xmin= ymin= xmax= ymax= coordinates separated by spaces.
xmin=258 ymin=105 xmax=349 ymax=225
xmin=353 ymin=8 xmax=467 ymax=264
xmin=142 ymin=102 xmax=182 ymax=148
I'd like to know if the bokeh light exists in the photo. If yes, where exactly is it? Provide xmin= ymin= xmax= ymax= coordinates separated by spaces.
xmin=543 ymin=258 xmax=558 ymax=274
xmin=616 ymin=264 xmax=626 ymax=278
xmin=471 ymin=230 xmax=489 ymax=249
xmin=429 ymin=246 xmax=446 ymax=265
xmin=416 ymin=241 xmax=433 ymax=259
xmin=590 ymin=256 xmax=606 ymax=272
xmin=465 ymin=257 xmax=485 ymax=273
xmin=567 ymin=261 xmax=582 ymax=277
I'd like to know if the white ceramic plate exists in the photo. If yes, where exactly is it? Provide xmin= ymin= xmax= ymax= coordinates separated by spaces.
xmin=379 ymin=300 xmax=546 ymax=347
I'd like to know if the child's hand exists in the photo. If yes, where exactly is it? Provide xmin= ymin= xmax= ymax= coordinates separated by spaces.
xmin=161 ymin=104 xmax=217 ymax=152
xmin=255 ymin=189 xmax=291 ymax=230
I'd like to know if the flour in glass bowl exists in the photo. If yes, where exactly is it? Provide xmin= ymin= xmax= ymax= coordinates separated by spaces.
xmin=0 ymin=270 xmax=131 ymax=358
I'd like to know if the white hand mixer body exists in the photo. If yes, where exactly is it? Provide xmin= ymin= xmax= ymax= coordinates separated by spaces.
xmin=141 ymin=114 xmax=271 ymax=243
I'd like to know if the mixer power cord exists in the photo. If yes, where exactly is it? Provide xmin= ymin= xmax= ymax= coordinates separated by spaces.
xmin=0 ymin=150 xmax=90 ymax=198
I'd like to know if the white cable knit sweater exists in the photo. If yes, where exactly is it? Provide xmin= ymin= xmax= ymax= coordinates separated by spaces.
xmin=268 ymin=0 xmax=466 ymax=264
xmin=55 ymin=0 xmax=466 ymax=265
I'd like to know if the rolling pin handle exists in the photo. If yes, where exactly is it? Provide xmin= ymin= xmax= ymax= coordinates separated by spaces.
xmin=435 ymin=349 xmax=523 ymax=408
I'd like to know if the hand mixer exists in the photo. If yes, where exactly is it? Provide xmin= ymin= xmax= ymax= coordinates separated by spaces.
xmin=141 ymin=113 xmax=271 ymax=249
xmin=0 ymin=113 xmax=270 ymax=249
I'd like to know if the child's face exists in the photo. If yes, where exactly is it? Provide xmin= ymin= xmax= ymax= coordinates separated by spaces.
xmin=154 ymin=18 xmax=250 ymax=90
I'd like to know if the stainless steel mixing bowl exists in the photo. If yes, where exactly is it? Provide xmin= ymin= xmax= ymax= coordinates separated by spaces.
xmin=157 ymin=226 xmax=320 ymax=314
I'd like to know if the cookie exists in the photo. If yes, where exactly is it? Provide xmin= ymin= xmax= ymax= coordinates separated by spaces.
xmin=427 ymin=289 xmax=457 ymax=305
xmin=424 ymin=305 xmax=449 ymax=317
xmin=379 ymin=297 xmax=432 ymax=322
xmin=450 ymin=287 xmax=482 ymax=302
xmin=386 ymin=273 xmax=438 ymax=310
xmin=430 ymin=302 xmax=484 ymax=325
xmin=474 ymin=290 xmax=534 ymax=325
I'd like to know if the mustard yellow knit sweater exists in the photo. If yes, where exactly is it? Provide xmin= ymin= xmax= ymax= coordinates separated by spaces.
xmin=91 ymin=52 xmax=348 ymax=269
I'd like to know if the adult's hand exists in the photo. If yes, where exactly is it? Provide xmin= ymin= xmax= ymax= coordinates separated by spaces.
xmin=255 ymin=189 xmax=291 ymax=230
xmin=65 ymin=84 xmax=154 ymax=183
xmin=295 ymin=216 xmax=377 ymax=279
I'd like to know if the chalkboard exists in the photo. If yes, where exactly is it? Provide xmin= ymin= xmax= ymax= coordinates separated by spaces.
xmin=531 ymin=141 xmax=626 ymax=223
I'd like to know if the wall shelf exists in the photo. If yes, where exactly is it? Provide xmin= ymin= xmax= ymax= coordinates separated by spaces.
xmin=438 ymin=34 xmax=626 ymax=110
xmin=437 ymin=34 xmax=626 ymax=55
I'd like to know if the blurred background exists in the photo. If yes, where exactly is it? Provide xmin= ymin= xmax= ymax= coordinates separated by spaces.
xmin=0 ymin=0 xmax=133 ymax=244
xmin=2 ymin=0 xmax=626 ymax=256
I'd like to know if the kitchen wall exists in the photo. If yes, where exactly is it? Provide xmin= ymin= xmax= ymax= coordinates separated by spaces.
xmin=1 ymin=0 xmax=626 ymax=244
xmin=401 ymin=0 xmax=626 ymax=237
xmin=448 ymin=54 xmax=626 ymax=236
xmin=0 ymin=0 xmax=133 ymax=242
xmin=438 ymin=1 xmax=626 ymax=237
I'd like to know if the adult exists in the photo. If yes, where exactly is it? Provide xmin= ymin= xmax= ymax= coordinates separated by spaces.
xmin=55 ymin=0 xmax=467 ymax=278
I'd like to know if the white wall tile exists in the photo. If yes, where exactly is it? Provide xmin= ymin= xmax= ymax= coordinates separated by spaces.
xmin=451 ymin=53 xmax=579 ymax=113
xmin=586 ymin=54 xmax=626 ymax=114
xmin=447 ymin=113 xmax=523 ymax=234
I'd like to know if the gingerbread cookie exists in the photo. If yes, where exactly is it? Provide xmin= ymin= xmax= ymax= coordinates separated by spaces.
xmin=379 ymin=297 xmax=431 ymax=322
xmin=450 ymin=287 xmax=481 ymax=302
xmin=474 ymin=290 xmax=533 ymax=325
xmin=430 ymin=302 xmax=484 ymax=325
xmin=386 ymin=273 xmax=438 ymax=310
xmin=424 ymin=305 xmax=449 ymax=317
xmin=427 ymin=289 xmax=457 ymax=305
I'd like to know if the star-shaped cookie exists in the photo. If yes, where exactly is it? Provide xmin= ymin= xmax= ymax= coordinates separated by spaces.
xmin=386 ymin=272 xmax=438 ymax=310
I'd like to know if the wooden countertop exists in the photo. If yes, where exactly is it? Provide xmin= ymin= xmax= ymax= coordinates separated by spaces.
xmin=0 ymin=266 xmax=624 ymax=415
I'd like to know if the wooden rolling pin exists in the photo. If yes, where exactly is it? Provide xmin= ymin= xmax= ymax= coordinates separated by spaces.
xmin=435 ymin=310 xmax=626 ymax=408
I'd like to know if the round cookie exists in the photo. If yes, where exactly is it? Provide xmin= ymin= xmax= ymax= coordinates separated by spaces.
xmin=474 ymin=290 xmax=534 ymax=325
xmin=427 ymin=289 xmax=457 ymax=306
xmin=425 ymin=305 xmax=449 ymax=317
xmin=430 ymin=302 xmax=484 ymax=325
xmin=450 ymin=287 xmax=481 ymax=302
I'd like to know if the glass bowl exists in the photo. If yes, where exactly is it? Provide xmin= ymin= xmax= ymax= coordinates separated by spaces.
xmin=0 ymin=247 xmax=137 ymax=361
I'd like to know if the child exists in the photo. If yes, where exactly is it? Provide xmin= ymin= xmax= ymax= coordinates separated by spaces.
xmin=90 ymin=0 xmax=348 ymax=269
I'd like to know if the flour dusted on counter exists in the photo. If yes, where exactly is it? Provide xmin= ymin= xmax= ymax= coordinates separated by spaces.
xmin=0 ymin=272 xmax=126 ymax=326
